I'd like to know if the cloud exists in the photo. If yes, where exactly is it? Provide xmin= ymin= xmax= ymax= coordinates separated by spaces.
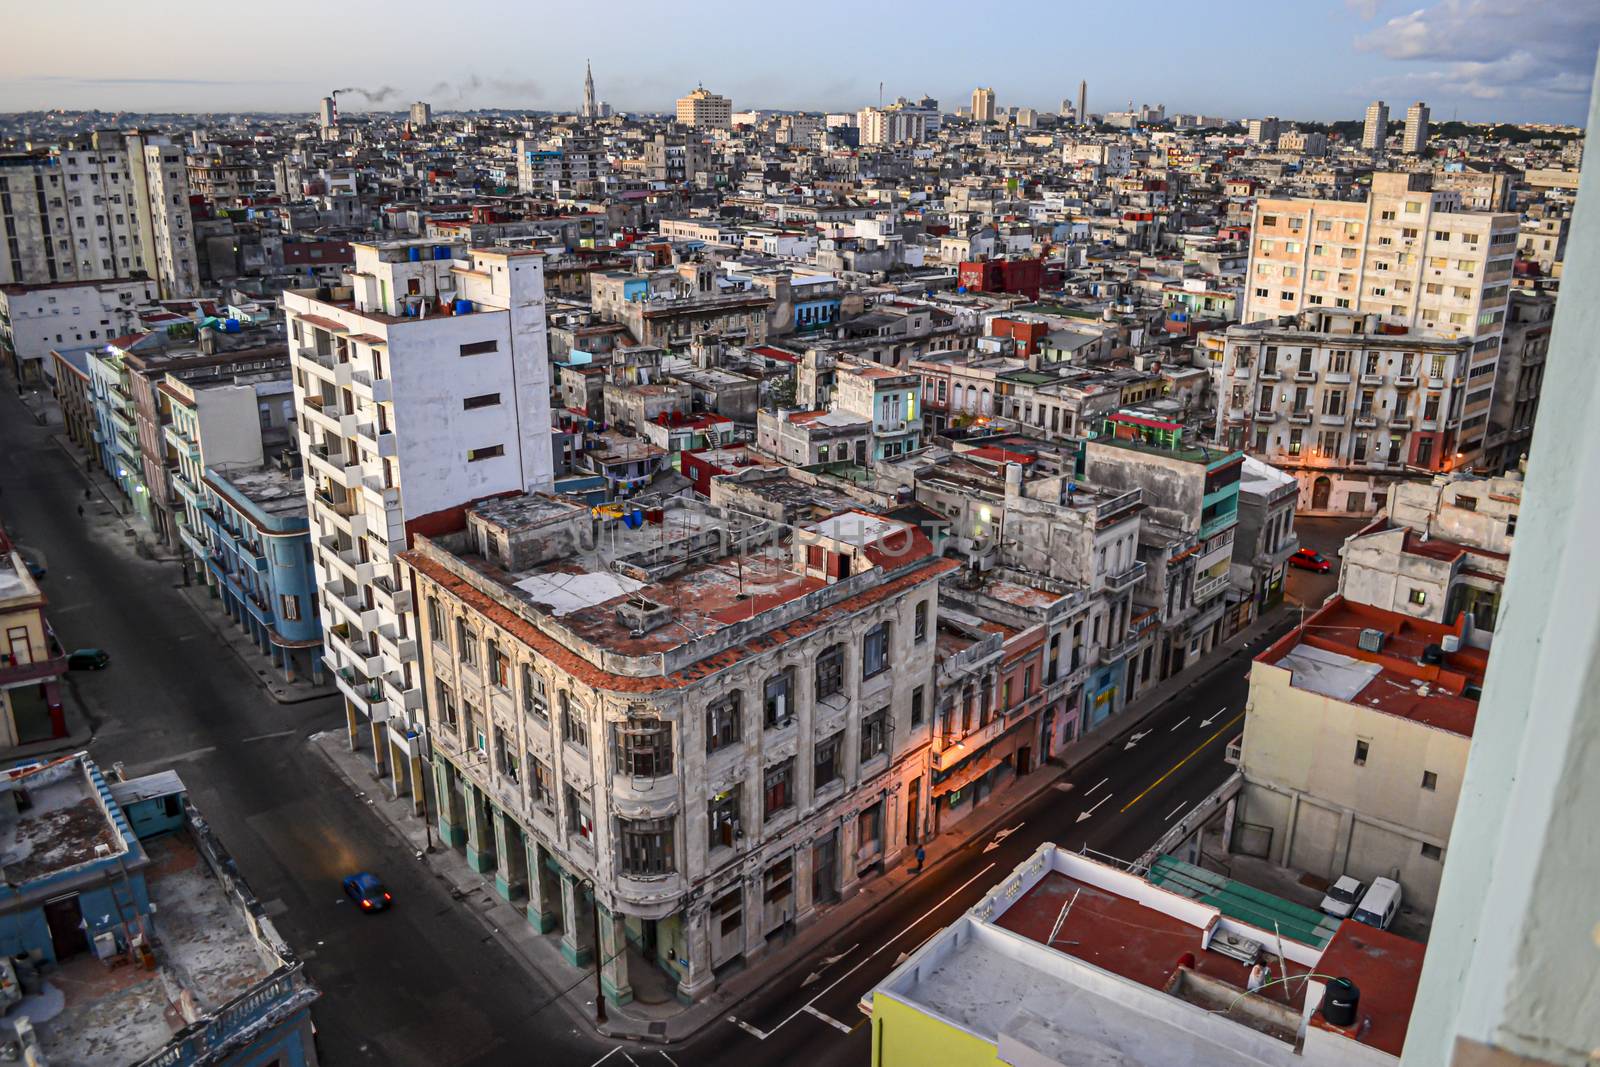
xmin=1356 ymin=1 xmax=1599 ymax=105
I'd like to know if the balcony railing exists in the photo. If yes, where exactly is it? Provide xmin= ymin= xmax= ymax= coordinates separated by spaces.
xmin=1193 ymin=571 xmax=1232 ymax=603
xmin=1103 ymin=560 xmax=1147 ymax=593
xmin=0 ymin=652 xmax=69 ymax=686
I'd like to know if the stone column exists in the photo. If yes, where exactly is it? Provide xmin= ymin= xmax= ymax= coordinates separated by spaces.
xmin=408 ymin=750 xmax=426 ymax=817
xmin=371 ymin=719 xmax=388 ymax=780
xmin=492 ymin=812 xmax=517 ymax=901
xmin=526 ymin=841 xmax=560 ymax=932
xmin=344 ymin=697 xmax=360 ymax=752
xmin=597 ymin=905 xmax=632 ymax=1005
xmin=559 ymin=876 xmax=595 ymax=968
xmin=387 ymin=737 xmax=406 ymax=799
xmin=433 ymin=758 xmax=464 ymax=848
xmin=465 ymin=786 xmax=495 ymax=875
xmin=677 ymin=904 xmax=716 ymax=1003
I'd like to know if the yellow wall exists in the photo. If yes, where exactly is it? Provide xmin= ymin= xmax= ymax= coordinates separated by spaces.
xmin=872 ymin=993 xmax=1001 ymax=1067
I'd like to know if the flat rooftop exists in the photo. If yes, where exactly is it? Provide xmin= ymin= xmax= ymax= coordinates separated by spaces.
xmin=27 ymin=833 xmax=277 ymax=1066
xmin=209 ymin=464 xmax=307 ymax=519
xmin=0 ymin=761 xmax=123 ymax=884
xmin=1257 ymin=597 xmax=1486 ymax=736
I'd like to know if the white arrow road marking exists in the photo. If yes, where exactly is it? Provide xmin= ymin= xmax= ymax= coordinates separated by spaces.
xmin=1076 ymin=794 xmax=1113 ymax=823
xmin=1084 ymin=777 xmax=1109 ymax=796
xmin=805 ymin=1005 xmax=854 ymax=1034
xmin=801 ymin=944 xmax=859 ymax=987
xmin=1170 ymin=716 xmax=1190 ymax=731
xmin=982 ymin=823 xmax=1026 ymax=853
xmin=1165 ymin=801 xmax=1188 ymax=821
xmin=731 ymin=1017 xmax=768 ymax=1039
xmin=1123 ymin=730 xmax=1152 ymax=751
xmin=1199 ymin=706 xmax=1226 ymax=728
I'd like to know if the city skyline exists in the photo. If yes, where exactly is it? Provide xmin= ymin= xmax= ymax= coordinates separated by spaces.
xmin=3 ymin=0 xmax=1596 ymax=125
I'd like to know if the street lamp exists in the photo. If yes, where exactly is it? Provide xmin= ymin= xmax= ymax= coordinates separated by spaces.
xmin=582 ymin=879 xmax=607 ymax=1025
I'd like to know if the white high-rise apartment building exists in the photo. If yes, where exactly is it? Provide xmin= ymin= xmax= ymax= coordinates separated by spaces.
xmin=1363 ymin=100 xmax=1389 ymax=151
xmin=675 ymin=87 xmax=732 ymax=129
xmin=971 ymin=87 xmax=997 ymax=123
xmin=857 ymin=103 xmax=927 ymax=146
xmin=409 ymin=101 xmax=432 ymax=127
xmin=284 ymin=239 xmax=554 ymax=804
xmin=1241 ymin=172 xmax=1519 ymax=462
xmin=0 ymin=131 xmax=198 ymax=296
xmin=1404 ymin=101 xmax=1431 ymax=154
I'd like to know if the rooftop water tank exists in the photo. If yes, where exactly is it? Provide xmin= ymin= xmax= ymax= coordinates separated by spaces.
xmin=1321 ymin=978 xmax=1360 ymax=1028
xmin=407 ymin=246 xmax=422 ymax=262
xmin=453 ymin=299 xmax=473 ymax=315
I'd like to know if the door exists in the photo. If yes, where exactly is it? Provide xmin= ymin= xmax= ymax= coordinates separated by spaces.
xmin=1312 ymin=476 xmax=1332 ymax=510
xmin=905 ymin=778 xmax=921 ymax=847
xmin=44 ymin=895 xmax=89 ymax=961
xmin=811 ymin=831 xmax=838 ymax=905
xmin=1016 ymin=745 xmax=1033 ymax=776
xmin=711 ymin=888 xmax=743 ymax=968
xmin=5 ymin=626 xmax=32 ymax=667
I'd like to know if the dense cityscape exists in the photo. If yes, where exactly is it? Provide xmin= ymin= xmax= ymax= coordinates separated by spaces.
xmin=0 ymin=7 xmax=1595 ymax=1066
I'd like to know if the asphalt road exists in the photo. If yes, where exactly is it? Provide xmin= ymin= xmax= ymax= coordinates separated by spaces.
xmin=1 ymin=380 xmax=1328 ymax=1067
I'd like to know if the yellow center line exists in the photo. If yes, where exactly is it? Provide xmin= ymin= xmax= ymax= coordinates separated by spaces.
xmin=1120 ymin=711 xmax=1245 ymax=813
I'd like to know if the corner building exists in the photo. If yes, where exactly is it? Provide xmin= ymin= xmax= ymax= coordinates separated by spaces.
xmin=404 ymin=496 xmax=953 ymax=1004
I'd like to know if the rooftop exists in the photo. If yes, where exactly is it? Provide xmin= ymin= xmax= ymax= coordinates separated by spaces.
xmin=1256 ymin=597 xmax=1487 ymax=737
xmin=0 ymin=759 xmax=124 ymax=884
xmin=207 ymin=463 xmax=308 ymax=519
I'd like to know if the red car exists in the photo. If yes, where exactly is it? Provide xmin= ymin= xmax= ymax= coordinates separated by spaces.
xmin=1289 ymin=548 xmax=1332 ymax=573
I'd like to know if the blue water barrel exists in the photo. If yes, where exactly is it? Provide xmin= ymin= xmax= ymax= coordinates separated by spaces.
xmin=433 ymin=245 xmax=450 ymax=260
xmin=453 ymin=299 xmax=473 ymax=315
xmin=224 ymin=318 xmax=241 ymax=333
xmin=408 ymin=246 xmax=422 ymax=262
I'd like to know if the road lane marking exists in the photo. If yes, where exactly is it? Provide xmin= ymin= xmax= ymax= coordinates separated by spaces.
xmin=805 ymin=1005 xmax=854 ymax=1033
xmin=623 ymin=1055 xmax=640 ymax=1067
xmin=1076 ymin=794 xmax=1113 ymax=823
xmin=659 ymin=1055 xmax=680 ymax=1066
xmin=1121 ymin=712 xmax=1245 ymax=813
xmin=1199 ymin=706 xmax=1227 ymax=728
xmin=1084 ymin=777 xmax=1109 ymax=795
xmin=982 ymin=823 xmax=1025 ymax=853
xmin=802 ymin=943 xmax=859 ymax=986
xmin=1170 ymin=716 xmax=1190 ymax=731
xmin=241 ymin=729 xmax=297 ymax=743
xmin=586 ymin=1050 xmax=624 ymax=1066
xmin=1165 ymin=801 xmax=1188 ymax=821
xmin=1122 ymin=729 xmax=1152 ymax=751
xmin=729 ymin=861 xmax=999 ymax=1041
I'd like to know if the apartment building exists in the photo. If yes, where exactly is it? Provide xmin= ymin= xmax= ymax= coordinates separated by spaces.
xmin=857 ymin=104 xmax=927 ymax=147
xmin=971 ymin=87 xmax=997 ymax=123
xmin=0 ymin=132 xmax=199 ymax=297
xmin=1482 ymin=290 xmax=1552 ymax=471
xmin=0 ymin=276 xmax=157 ymax=385
xmin=1230 ymin=456 xmax=1299 ymax=626
xmin=404 ymin=494 xmax=952 ymax=1003
xmin=1242 ymin=173 xmax=1518 ymax=462
xmin=1215 ymin=308 xmax=1483 ymax=513
xmin=0 ymin=545 xmax=68 ymax=751
xmin=1362 ymin=100 xmax=1389 ymax=151
xmin=1240 ymin=597 xmax=1485 ymax=910
xmin=284 ymin=239 xmax=554 ymax=805
xmin=1403 ymin=101 xmax=1430 ymax=155
xmin=831 ymin=360 xmax=922 ymax=458
xmin=675 ymin=87 xmax=732 ymax=130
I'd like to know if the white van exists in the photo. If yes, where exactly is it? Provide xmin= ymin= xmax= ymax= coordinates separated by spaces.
xmin=1352 ymin=877 xmax=1402 ymax=930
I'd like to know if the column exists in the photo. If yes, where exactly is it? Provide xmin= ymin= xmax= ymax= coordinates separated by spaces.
xmin=434 ymin=758 xmax=464 ymax=848
xmin=344 ymin=697 xmax=360 ymax=752
xmin=676 ymin=905 xmax=716 ymax=1003
xmin=408 ymin=750 xmax=426 ymax=817
xmin=465 ymin=785 xmax=495 ymax=875
xmin=387 ymin=737 xmax=406 ymax=799
xmin=492 ymin=812 xmax=516 ymax=900
xmin=526 ymin=841 xmax=560 ymax=932
xmin=559 ymin=876 xmax=595 ymax=968
xmin=371 ymin=719 xmax=389 ymax=780
xmin=597 ymin=906 xmax=632 ymax=1005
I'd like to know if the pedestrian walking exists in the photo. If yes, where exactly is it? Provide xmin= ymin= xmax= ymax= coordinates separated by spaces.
xmin=914 ymin=845 xmax=926 ymax=874
xmin=77 ymin=505 xmax=85 ymax=519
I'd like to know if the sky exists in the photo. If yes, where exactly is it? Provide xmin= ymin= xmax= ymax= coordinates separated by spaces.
xmin=2 ymin=0 xmax=1595 ymax=125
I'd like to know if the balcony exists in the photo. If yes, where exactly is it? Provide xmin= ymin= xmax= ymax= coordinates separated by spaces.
xmin=109 ymin=406 xmax=136 ymax=436
xmin=300 ymin=346 xmax=353 ymax=388
xmin=1325 ymin=372 xmax=1352 ymax=385
xmin=314 ymin=487 xmax=358 ymax=519
xmin=1258 ymin=369 xmax=1282 ymax=382
xmin=1252 ymin=410 xmax=1279 ymax=424
xmin=1287 ymin=411 xmax=1312 ymax=426
xmin=1394 ymin=374 xmax=1419 ymax=388
xmin=1293 ymin=370 xmax=1318 ymax=383
xmin=381 ymin=670 xmax=425 ymax=712
xmin=932 ymin=714 xmax=1008 ymax=773
xmin=355 ymin=422 xmax=399 ymax=458
xmin=327 ymin=623 xmax=384 ymax=678
xmin=1318 ymin=413 xmax=1347 ymax=426
xmin=0 ymin=651 xmax=69 ymax=686
xmin=1193 ymin=571 xmax=1231 ymax=603
xmin=371 ymin=573 xmax=413 ymax=615
xmin=1097 ymin=630 xmax=1145 ymax=664
xmin=376 ymin=622 xmax=418 ymax=664
xmin=163 ymin=424 xmax=199 ymax=459
xmin=1353 ymin=413 xmax=1379 ymax=428
xmin=1103 ymin=560 xmax=1147 ymax=593
xmin=1389 ymin=416 xmax=1414 ymax=430
xmin=1426 ymin=376 xmax=1447 ymax=389
xmin=301 ymin=396 xmax=358 ymax=437
xmin=306 ymin=443 xmax=363 ymax=489
xmin=350 ymin=369 xmax=394 ymax=404
xmin=1360 ymin=372 xmax=1386 ymax=386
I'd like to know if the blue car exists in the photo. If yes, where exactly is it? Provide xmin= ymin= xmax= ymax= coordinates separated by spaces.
xmin=342 ymin=871 xmax=392 ymax=912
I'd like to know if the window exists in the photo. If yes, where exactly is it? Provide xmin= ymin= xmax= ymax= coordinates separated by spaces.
xmin=1421 ymin=842 xmax=1443 ymax=861
xmin=619 ymin=816 xmax=676 ymax=876
xmin=914 ymin=601 xmax=928 ymax=643
xmin=1409 ymin=589 xmax=1427 ymax=606
xmin=857 ymin=803 xmax=883 ymax=851
xmin=861 ymin=709 xmax=889 ymax=763
xmin=488 ymin=641 xmax=510 ymax=689
xmin=523 ymin=666 xmax=548 ymax=720
xmin=764 ymin=759 xmax=795 ymax=818
xmin=566 ymin=787 xmax=594 ymax=842
xmin=862 ymin=623 xmax=890 ymax=678
xmin=1455 ymin=495 xmax=1478 ymax=511
xmin=815 ymin=645 xmax=845 ymax=700
xmin=532 ymin=758 xmax=554 ymax=810
xmin=496 ymin=727 xmax=519 ymax=782
xmin=466 ymin=704 xmax=486 ymax=754
xmin=459 ymin=339 xmax=498 ymax=356
xmin=436 ymin=681 xmax=458 ymax=730
xmin=764 ymin=856 xmax=793 ymax=904
xmin=613 ymin=716 xmax=672 ymax=778
xmin=462 ymin=392 xmax=501 ymax=410
xmin=1422 ymin=770 xmax=1438 ymax=791
xmin=708 ymin=786 xmax=741 ymax=849
xmin=911 ymin=685 xmax=925 ymax=728
xmin=814 ymin=731 xmax=843 ymax=790
xmin=764 ymin=668 xmax=795 ymax=728
xmin=279 ymin=594 xmax=300 ymax=621
xmin=706 ymin=692 xmax=742 ymax=752
xmin=467 ymin=444 xmax=504 ymax=462
xmin=1354 ymin=739 xmax=1370 ymax=766
xmin=560 ymin=692 xmax=589 ymax=749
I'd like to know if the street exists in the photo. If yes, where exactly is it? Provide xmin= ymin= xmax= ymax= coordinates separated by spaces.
xmin=2 ymin=382 xmax=1317 ymax=1067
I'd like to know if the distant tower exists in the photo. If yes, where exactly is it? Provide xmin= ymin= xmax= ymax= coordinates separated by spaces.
xmin=582 ymin=60 xmax=598 ymax=119
xmin=1363 ymin=100 xmax=1389 ymax=152
xmin=318 ymin=96 xmax=336 ymax=129
xmin=1077 ymin=80 xmax=1088 ymax=125
xmin=1403 ymin=101 xmax=1431 ymax=155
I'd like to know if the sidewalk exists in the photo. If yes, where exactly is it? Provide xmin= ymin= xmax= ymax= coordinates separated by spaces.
xmin=307 ymin=599 xmax=1296 ymax=1045
xmin=174 ymin=582 xmax=335 ymax=705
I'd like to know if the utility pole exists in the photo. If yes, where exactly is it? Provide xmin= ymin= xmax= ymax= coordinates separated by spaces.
xmin=587 ymin=881 xmax=608 ymax=1025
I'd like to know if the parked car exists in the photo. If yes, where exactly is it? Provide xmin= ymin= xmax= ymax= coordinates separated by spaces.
xmin=1352 ymin=877 xmax=1403 ymax=931
xmin=23 ymin=559 xmax=45 ymax=580
xmin=67 ymin=648 xmax=110 ymax=670
xmin=1319 ymin=875 xmax=1366 ymax=919
xmin=1288 ymin=548 xmax=1332 ymax=573
xmin=342 ymin=871 xmax=392 ymax=912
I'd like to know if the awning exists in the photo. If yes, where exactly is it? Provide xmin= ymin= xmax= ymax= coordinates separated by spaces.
xmin=932 ymin=755 xmax=1003 ymax=798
